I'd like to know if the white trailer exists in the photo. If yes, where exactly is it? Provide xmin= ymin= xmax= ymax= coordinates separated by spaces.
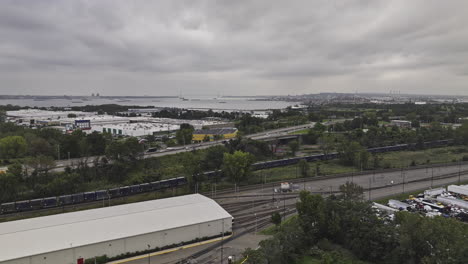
xmin=372 ymin=202 xmax=398 ymax=213
xmin=424 ymin=187 xmax=446 ymax=197
xmin=280 ymin=182 xmax=291 ymax=192
xmin=436 ymin=196 xmax=468 ymax=210
xmin=447 ymin=185 xmax=468 ymax=196
xmin=388 ymin=199 xmax=410 ymax=210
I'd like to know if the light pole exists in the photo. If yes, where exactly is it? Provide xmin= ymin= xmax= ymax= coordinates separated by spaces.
xmin=368 ymin=177 xmax=371 ymax=201
xmin=147 ymin=244 xmax=151 ymax=264
xmin=459 ymin=160 xmax=462 ymax=185
xmin=221 ymin=219 xmax=225 ymax=264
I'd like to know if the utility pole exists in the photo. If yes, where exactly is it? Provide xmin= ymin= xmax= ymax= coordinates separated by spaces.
xmin=368 ymin=177 xmax=371 ymax=201
xmin=402 ymin=171 xmax=405 ymax=194
xmin=283 ymin=192 xmax=286 ymax=220
xmin=431 ymin=166 xmax=434 ymax=188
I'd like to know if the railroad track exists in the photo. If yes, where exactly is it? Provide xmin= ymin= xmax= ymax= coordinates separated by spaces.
xmin=180 ymin=209 xmax=298 ymax=264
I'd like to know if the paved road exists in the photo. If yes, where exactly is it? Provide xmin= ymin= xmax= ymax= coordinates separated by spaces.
xmin=53 ymin=123 xmax=315 ymax=171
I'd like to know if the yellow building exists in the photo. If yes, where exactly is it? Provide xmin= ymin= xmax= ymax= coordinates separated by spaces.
xmin=192 ymin=128 xmax=238 ymax=142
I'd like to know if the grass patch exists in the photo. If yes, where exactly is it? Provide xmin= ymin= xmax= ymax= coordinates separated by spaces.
xmin=380 ymin=146 xmax=468 ymax=168
xmin=296 ymin=256 xmax=321 ymax=264
xmin=251 ymin=160 xmax=357 ymax=185
xmin=259 ymin=215 xmax=298 ymax=235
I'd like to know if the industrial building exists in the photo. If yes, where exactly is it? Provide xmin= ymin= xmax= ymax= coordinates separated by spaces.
xmin=390 ymin=120 xmax=412 ymax=128
xmin=0 ymin=194 xmax=232 ymax=264
xmin=192 ymin=128 xmax=238 ymax=142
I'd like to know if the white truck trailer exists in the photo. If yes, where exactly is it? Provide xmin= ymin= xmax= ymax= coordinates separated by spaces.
xmin=447 ymin=185 xmax=468 ymax=196
xmin=436 ymin=196 xmax=468 ymax=210
xmin=388 ymin=199 xmax=411 ymax=210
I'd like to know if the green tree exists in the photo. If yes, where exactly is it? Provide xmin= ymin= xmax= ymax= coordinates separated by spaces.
xmin=105 ymin=137 xmax=143 ymax=162
xmin=0 ymin=136 xmax=27 ymax=159
xmin=86 ymin=131 xmax=107 ymax=156
xmin=221 ymin=151 xmax=254 ymax=184
xmin=288 ymin=140 xmax=299 ymax=156
xmin=181 ymin=152 xmax=202 ymax=188
xmin=7 ymin=162 xmax=23 ymax=178
xmin=338 ymin=181 xmax=364 ymax=201
xmin=27 ymin=136 xmax=53 ymax=157
xmin=25 ymin=155 xmax=56 ymax=179
xmin=0 ymin=172 xmax=19 ymax=202
xmin=456 ymin=122 xmax=468 ymax=145
xmin=298 ymin=159 xmax=310 ymax=178
xmin=202 ymin=145 xmax=228 ymax=171
xmin=271 ymin=212 xmax=282 ymax=228
xmin=176 ymin=123 xmax=194 ymax=145
xmin=318 ymin=134 xmax=335 ymax=156
xmin=0 ymin=110 xmax=5 ymax=123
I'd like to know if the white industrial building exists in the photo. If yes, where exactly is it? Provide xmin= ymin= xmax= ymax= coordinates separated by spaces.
xmin=0 ymin=194 xmax=232 ymax=264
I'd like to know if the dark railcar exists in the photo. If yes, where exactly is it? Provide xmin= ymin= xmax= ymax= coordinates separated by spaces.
xmin=0 ymin=202 xmax=16 ymax=214
xmin=129 ymin=185 xmax=141 ymax=193
xmin=59 ymin=195 xmax=74 ymax=205
xmin=71 ymin=193 xmax=84 ymax=203
xmin=120 ymin=186 xmax=130 ymax=196
xmin=30 ymin=199 xmax=43 ymax=210
xmin=16 ymin=200 xmax=31 ymax=211
xmin=159 ymin=180 xmax=171 ymax=189
xmin=151 ymin=181 xmax=161 ymax=190
xmin=84 ymin=192 xmax=96 ymax=201
xmin=43 ymin=197 xmax=58 ymax=208
xmin=108 ymin=188 xmax=121 ymax=198
xmin=96 ymin=190 xmax=108 ymax=200
xmin=176 ymin=177 xmax=188 ymax=186
xmin=140 ymin=183 xmax=151 ymax=192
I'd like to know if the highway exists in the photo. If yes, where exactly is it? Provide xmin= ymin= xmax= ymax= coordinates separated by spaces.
xmin=53 ymin=123 xmax=315 ymax=170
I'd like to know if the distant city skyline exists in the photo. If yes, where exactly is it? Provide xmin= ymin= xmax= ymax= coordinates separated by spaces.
xmin=1 ymin=1 xmax=468 ymax=96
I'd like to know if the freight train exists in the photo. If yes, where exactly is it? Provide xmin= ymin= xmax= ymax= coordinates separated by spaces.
xmin=0 ymin=177 xmax=187 ymax=214
xmin=0 ymin=139 xmax=452 ymax=214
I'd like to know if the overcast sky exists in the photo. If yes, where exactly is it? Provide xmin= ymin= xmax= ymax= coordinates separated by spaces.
xmin=1 ymin=0 xmax=467 ymax=96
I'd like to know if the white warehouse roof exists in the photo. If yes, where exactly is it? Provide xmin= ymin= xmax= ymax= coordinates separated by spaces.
xmin=0 ymin=194 xmax=232 ymax=262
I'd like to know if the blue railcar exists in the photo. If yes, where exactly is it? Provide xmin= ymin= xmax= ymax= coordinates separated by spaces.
xmin=129 ymin=185 xmax=141 ymax=193
xmin=84 ymin=192 xmax=96 ymax=201
xmin=140 ymin=183 xmax=151 ymax=192
xmin=159 ymin=180 xmax=171 ymax=189
xmin=30 ymin=199 xmax=43 ymax=210
xmin=0 ymin=202 xmax=16 ymax=214
xmin=96 ymin=190 xmax=108 ymax=200
xmin=120 ymin=186 xmax=130 ymax=196
xmin=108 ymin=188 xmax=120 ymax=198
xmin=43 ymin=197 xmax=57 ymax=208
xmin=71 ymin=193 xmax=84 ymax=203
xmin=176 ymin=177 xmax=188 ymax=186
xmin=16 ymin=200 xmax=31 ymax=211
xmin=151 ymin=181 xmax=161 ymax=190
xmin=59 ymin=195 xmax=74 ymax=205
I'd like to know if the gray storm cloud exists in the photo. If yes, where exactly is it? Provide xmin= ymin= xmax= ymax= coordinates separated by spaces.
xmin=0 ymin=0 xmax=467 ymax=96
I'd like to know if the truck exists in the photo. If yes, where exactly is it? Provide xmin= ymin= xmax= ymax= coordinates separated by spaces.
xmin=280 ymin=182 xmax=292 ymax=192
